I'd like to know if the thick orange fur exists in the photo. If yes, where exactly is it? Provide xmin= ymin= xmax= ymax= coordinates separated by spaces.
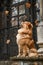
xmin=16 ymin=21 xmax=37 ymax=57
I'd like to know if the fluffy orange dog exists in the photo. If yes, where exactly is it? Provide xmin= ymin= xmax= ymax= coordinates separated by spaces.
xmin=16 ymin=21 xmax=37 ymax=57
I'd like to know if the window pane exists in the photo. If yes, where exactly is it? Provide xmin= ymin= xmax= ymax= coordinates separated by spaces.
xmin=13 ymin=0 xmax=25 ymax=4
xmin=11 ymin=17 xmax=18 ymax=26
xmin=19 ymin=15 xmax=27 ymax=25
xmin=13 ymin=0 xmax=18 ymax=4
xmin=18 ymin=0 xmax=25 ymax=2
xmin=19 ymin=5 xmax=25 ymax=15
xmin=12 ymin=7 xmax=18 ymax=16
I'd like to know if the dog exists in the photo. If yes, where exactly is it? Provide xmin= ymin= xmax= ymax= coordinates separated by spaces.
xmin=16 ymin=21 xmax=35 ymax=57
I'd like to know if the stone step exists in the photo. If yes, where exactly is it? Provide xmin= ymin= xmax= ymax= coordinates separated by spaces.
xmin=37 ymin=48 xmax=43 ymax=53
xmin=37 ymin=41 xmax=43 ymax=44
xmin=38 ymin=44 xmax=43 ymax=48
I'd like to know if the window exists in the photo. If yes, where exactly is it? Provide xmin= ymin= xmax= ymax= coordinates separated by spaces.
xmin=12 ymin=7 xmax=18 ymax=16
xmin=11 ymin=17 xmax=18 ymax=26
xmin=4 ymin=0 xmax=27 ymax=57
xmin=19 ymin=5 xmax=25 ymax=15
xmin=10 ymin=0 xmax=26 ymax=27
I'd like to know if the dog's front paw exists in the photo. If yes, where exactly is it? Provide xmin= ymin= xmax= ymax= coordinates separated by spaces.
xmin=17 ymin=54 xmax=21 ymax=57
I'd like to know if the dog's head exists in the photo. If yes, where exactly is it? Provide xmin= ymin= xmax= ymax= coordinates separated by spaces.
xmin=21 ymin=21 xmax=33 ymax=29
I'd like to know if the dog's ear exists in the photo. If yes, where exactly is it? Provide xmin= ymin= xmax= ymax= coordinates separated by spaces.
xmin=31 ymin=24 xmax=33 ymax=28
xmin=28 ymin=22 xmax=33 ymax=28
xmin=28 ymin=22 xmax=33 ymax=29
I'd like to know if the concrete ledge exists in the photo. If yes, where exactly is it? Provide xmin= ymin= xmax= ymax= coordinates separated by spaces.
xmin=10 ymin=56 xmax=43 ymax=61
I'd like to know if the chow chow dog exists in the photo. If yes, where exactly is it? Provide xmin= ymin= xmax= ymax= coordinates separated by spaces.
xmin=16 ymin=21 xmax=37 ymax=57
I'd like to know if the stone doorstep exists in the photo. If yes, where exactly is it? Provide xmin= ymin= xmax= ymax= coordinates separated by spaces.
xmin=36 ymin=41 xmax=43 ymax=44
xmin=37 ymin=48 xmax=43 ymax=53
xmin=38 ymin=45 xmax=43 ymax=48
xmin=36 ymin=42 xmax=43 ymax=47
